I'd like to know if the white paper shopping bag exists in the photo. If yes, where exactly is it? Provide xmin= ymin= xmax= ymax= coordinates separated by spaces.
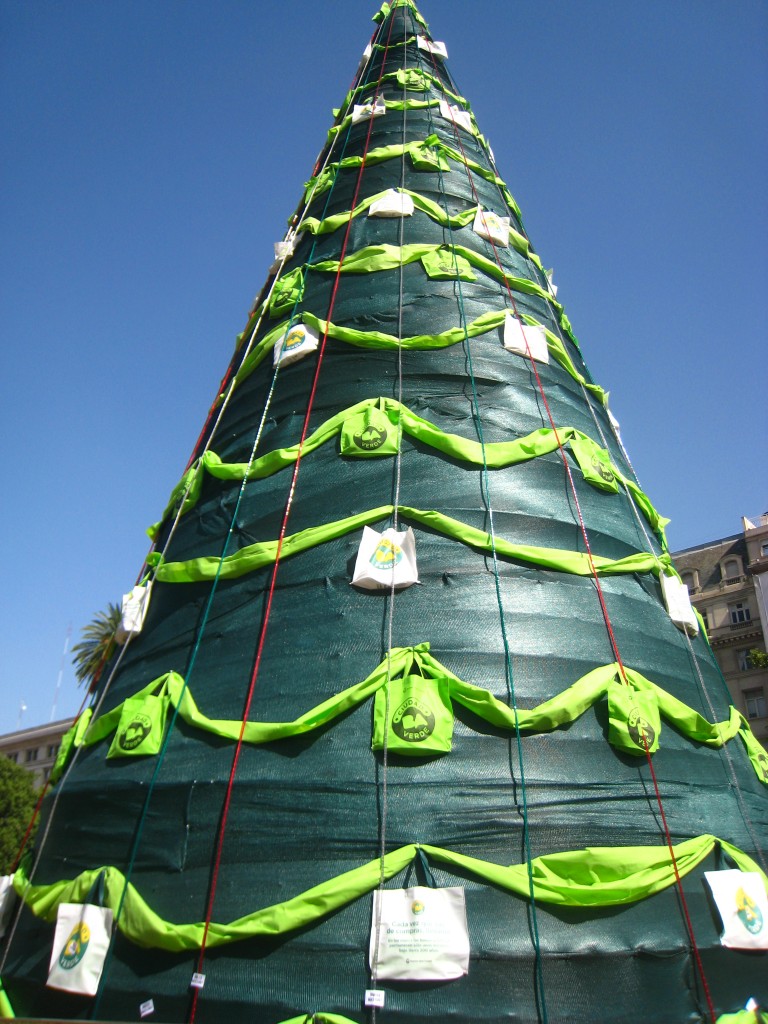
xmin=369 ymin=886 xmax=469 ymax=981
xmin=704 ymin=870 xmax=768 ymax=949
xmin=115 ymin=582 xmax=153 ymax=645
xmin=368 ymin=189 xmax=415 ymax=219
xmin=47 ymin=902 xmax=114 ymax=996
xmin=416 ymin=36 xmax=448 ymax=60
xmin=351 ymin=97 xmax=386 ymax=124
xmin=273 ymin=322 xmax=319 ymax=367
xmin=0 ymin=875 xmax=16 ymax=939
xmin=660 ymin=572 xmax=699 ymax=636
xmin=472 ymin=207 xmax=510 ymax=247
xmin=439 ymin=100 xmax=472 ymax=134
xmin=352 ymin=527 xmax=419 ymax=591
xmin=502 ymin=313 xmax=549 ymax=364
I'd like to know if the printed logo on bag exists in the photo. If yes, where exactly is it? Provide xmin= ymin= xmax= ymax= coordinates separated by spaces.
xmin=392 ymin=697 xmax=435 ymax=743
xmin=58 ymin=922 xmax=90 ymax=971
xmin=284 ymin=327 xmax=306 ymax=351
xmin=119 ymin=713 xmax=153 ymax=751
xmin=627 ymin=708 xmax=655 ymax=750
xmin=756 ymin=751 xmax=768 ymax=783
xmin=370 ymin=538 xmax=403 ymax=569
xmin=591 ymin=455 xmax=615 ymax=484
xmin=435 ymin=251 xmax=457 ymax=275
xmin=353 ymin=424 xmax=388 ymax=451
xmin=736 ymin=887 xmax=764 ymax=934
xmin=410 ymin=899 xmax=425 ymax=915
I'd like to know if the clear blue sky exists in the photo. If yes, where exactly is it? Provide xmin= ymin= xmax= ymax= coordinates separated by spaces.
xmin=1 ymin=0 xmax=766 ymax=736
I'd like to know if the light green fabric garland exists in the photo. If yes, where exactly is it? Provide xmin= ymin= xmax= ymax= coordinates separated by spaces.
xmin=229 ymin=309 xmax=600 ymax=404
xmin=148 ymin=398 xmax=668 ymax=552
xmin=12 ymin=835 xmax=766 ymax=952
xmin=65 ymin=645 xmax=765 ymax=783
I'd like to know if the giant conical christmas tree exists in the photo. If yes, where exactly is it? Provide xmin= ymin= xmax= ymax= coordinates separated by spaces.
xmin=2 ymin=3 xmax=767 ymax=1021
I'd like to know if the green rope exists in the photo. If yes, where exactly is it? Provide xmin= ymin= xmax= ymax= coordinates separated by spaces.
xmin=419 ymin=71 xmax=549 ymax=1023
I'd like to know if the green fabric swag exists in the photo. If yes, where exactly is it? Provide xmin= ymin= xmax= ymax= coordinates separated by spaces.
xmin=148 ymin=502 xmax=668 ymax=584
xmin=303 ymin=133 xmax=521 ymax=225
xmin=335 ymin=68 xmax=466 ymax=119
xmin=373 ymin=0 xmax=429 ymax=31
xmin=68 ymin=646 xmax=762 ymax=782
xmin=148 ymin=398 xmax=669 ymax=554
xmin=228 ymin=310 xmax=601 ymax=407
xmin=326 ymin=99 xmax=483 ymax=149
xmin=304 ymin=241 xmax=568 ymax=333
xmin=12 ymin=835 xmax=765 ymax=952
xmin=299 ymin=189 xmax=539 ymax=268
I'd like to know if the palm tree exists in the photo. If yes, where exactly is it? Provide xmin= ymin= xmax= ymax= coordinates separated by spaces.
xmin=71 ymin=602 xmax=121 ymax=692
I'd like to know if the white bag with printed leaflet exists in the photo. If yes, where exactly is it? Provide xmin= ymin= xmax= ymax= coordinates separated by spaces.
xmin=47 ymin=902 xmax=114 ymax=996
xmin=352 ymin=98 xmax=386 ymax=124
xmin=439 ymin=100 xmax=472 ymax=134
xmin=116 ymin=582 xmax=153 ymax=644
xmin=368 ymin=189 xmax=415 ymax=219
xmin=704 ymin=870 xmax=768 ymax=950
xmin=0 ymin=874 xmax=16 ymax=939
xmin=369 ymin=886 xmax=469 ymax=981
xmin=273 ymin=322 xmax=319 ymax=367
xmin=472 ymin=207 xmax=510 ymax=247
xmin=660 ymin=571 xmax=699 ymax=636
xmin=503 ymin=313 xmax=549 ymax=364
xmin=352 ymin=526 xmax=419 ymax=591
xmin=416 ymin=36 xmax=447 ymax=59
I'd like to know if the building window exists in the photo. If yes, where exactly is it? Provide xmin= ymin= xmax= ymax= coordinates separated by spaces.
xmin=729 ymin=601 xmax=751 ymax=625
xmin=762 ymin=540 xmax=768 ymax=557
xmin=7 ymin=751 xmax=18 ymax=764
xmin=699 ymin=607 xmax=709 ymax=629
xmin=737 ymin=649 xmax=751 ymax=672
xmin=47 ymin=744 xmax=59 ymax=758
xmin=744 ymin=687 xmax=767 ymax=720
xmin=681 ymin=571 xmax=695 ymax=590
xmin=25 ymin=748 xmax=39 ymax=762
xmin=723 ymin=558 xmax=741 ymax=582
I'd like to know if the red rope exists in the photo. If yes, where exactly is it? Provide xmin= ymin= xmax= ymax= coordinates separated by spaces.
xmin=423 ymin=44 xmax=717 ymax=1023
xmin=187 ymin=17 xmax=398 ymax=1022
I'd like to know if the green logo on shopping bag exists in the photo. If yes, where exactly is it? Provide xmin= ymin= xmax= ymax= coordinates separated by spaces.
xmin=392 ymin=697 xmax=435 ymax=743
xmin=736 ymin=887 xmax=763 ymax=934
xmin=59 ymin=922 xmax=90 ymax=970
xmin=370 ymin=538 xmax=403 ymax=569
xmin=353 ymin=425 xmax=388 ymax=451
xmin=591 ymin=455 xmax=615 ymax=485
xmin=411 ymin=899 xmax=425 ymax=915
xmin=119 ymin=713 xmax=153 ymax=751
xmin=627 ymin=708 xmax=656 ymax=750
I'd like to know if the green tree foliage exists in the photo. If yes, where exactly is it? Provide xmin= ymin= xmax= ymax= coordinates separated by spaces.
xmin=0 ymin=756 xmax=38 ymax=874
xmin=71 ymin=602 xmax=121 ymax=691
xmin=748 ymin=648 xmax=768 ymax=669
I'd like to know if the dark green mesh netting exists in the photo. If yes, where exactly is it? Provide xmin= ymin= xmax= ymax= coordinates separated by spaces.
xmin=2 ymin=2 xmax=766 ymax=1021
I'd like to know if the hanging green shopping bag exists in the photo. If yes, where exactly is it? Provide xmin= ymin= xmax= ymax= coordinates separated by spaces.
xmin=340 ymin=402 xmax=400 ymax=458
xmin=107 ymin=680 xmax=170 ymax=759
xmin=46 ymin=874 xmax=113 ymax=997
xmin=50 ymin=708 xmax=93 ymax=784
xmin=569 ymin=434 xmax=619 ymax=493
xmin=372 ymin=671 xmax=453 ymax=756
xmin=607 ymin=676 xmax=661 ymax=755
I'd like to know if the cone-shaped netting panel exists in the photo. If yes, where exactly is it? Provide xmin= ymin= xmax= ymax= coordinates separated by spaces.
xmin=4 ymin=3 xmax=767 ymax=1021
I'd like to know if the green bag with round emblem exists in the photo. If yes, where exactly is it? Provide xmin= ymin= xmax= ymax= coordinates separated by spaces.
xmin=607 ymin=677 xmax=661 ymax=756
xmin=340 ymin=403 xmax=400 ymax=458
xmin=569 ymin=434 xmax=619 ymax=493
xmin=107 ymin=683 xmax=170 ymax=759
xmin=372 ymin=672 xmax=454 ymax=756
